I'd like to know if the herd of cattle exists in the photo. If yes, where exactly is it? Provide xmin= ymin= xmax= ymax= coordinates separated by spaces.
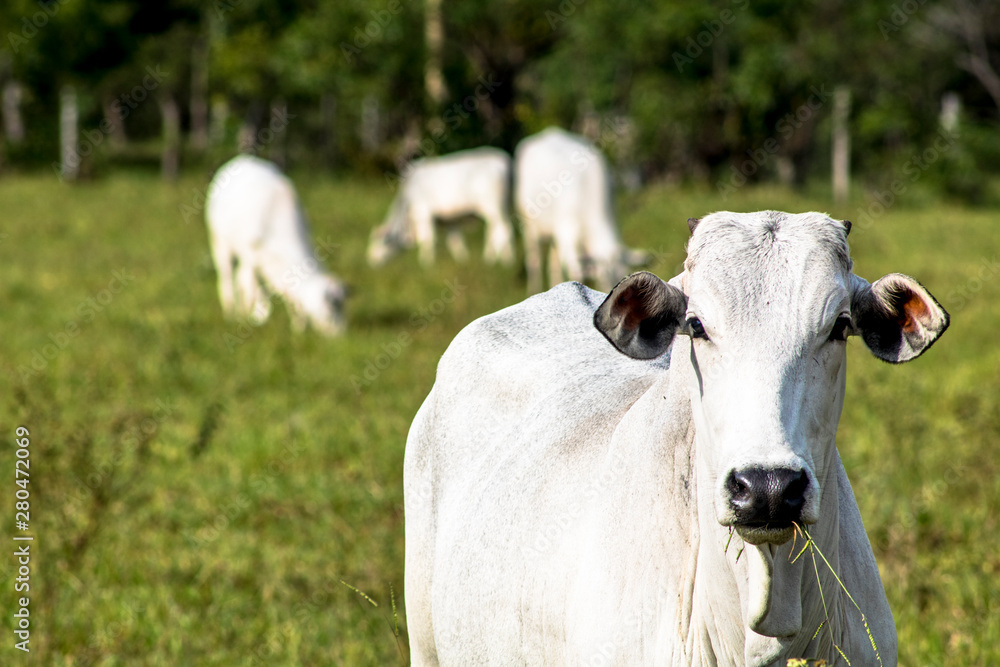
xmin=405 ymin=212 xmax=948 ymax=666
xmin=204 ymin=126 xmax=951 ymax=665
xmin=205 ymin=126 xmax=647 ymax=335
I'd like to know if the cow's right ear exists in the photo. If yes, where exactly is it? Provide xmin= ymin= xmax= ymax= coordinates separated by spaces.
xmin=851 ymin=273 xmax=949 ymax=363
xmin=594 ymin=271 xmax=687 ymax=359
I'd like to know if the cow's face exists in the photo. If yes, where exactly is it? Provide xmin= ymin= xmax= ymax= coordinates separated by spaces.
xmin=367 ymin=224 xmax=403 ymax=267
xmin=367 ymin=204 xmax=413 ymax=267
xmin=595 ymin=211 xmax=948 ymax=546
xmin=297 ymin=274 xmax=347 ymax=337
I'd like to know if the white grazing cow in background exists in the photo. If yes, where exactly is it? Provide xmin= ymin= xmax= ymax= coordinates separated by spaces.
xmin=405 ymin=211 xmax=950 ymax=665
xmin=515 ymin=127 xmax=646 ymax=293
xmin=367 ymin=147 xmax=515 ymax=267
xmin=206 ymin=155 xmax=347 ymax=336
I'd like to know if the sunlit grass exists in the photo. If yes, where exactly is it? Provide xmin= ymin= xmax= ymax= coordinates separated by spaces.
xmin=0 ymin=171 xmax=996 ymax=664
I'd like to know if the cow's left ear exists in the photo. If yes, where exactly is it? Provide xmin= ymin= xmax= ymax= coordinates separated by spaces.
xmin=594 ymin=272 xmax=687 ymax=359
xmin=851 ymin=273 xmax=949 ymax=363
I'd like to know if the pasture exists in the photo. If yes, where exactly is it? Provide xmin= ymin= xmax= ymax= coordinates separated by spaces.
xmin=0 ymin=171 xmax=997 ymax=665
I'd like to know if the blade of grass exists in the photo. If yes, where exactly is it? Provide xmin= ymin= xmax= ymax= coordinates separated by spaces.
xmin=794 ymin=523 xmax=882 ymax=667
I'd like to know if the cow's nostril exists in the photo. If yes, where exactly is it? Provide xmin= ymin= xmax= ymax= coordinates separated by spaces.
xmin=728 ymin=467 xmax=809 ymax=526
xmin=725 ymin=470 xmax=749 ymax=498
xmin=781 ymin=469 xmax=808 ymax=511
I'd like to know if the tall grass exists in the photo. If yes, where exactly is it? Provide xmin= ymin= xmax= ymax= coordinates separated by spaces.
xmin=0 ymin=172 xmax=996 ymax=664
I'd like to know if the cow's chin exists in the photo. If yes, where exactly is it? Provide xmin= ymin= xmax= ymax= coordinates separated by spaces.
xmin=734 ymin=523 xmax=795 ymax=546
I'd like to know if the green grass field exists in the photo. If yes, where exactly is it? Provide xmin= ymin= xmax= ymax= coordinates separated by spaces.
xmin=0 ymin=171 xmax=997 ymax=665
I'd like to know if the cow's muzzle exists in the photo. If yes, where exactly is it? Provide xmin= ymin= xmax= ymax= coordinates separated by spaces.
xmin=726 ymin=467 xmax=808 ymax=545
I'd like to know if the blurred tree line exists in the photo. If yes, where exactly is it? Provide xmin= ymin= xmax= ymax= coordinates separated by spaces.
xmin=0 ymin=0 xmax=998 ymax=198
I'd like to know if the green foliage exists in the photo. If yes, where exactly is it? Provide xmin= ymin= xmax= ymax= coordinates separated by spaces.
xmin=2 ymin=1 xmax=999 ymax=189
xmin=0 ymin=173 xmax=998 ymax=664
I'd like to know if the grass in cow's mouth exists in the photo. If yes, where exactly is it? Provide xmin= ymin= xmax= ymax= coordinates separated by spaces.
xmin=724 ymin=522 xmax=880 ymax=664
xmin=789 ymin=523 xmax=884 ymax=667
xmin=724 ymin=526 xmax=745 ymax=562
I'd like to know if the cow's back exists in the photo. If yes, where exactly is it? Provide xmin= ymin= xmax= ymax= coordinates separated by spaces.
xmin=207 ymin=155 xmax=302 ymax=250
xmin=404 ymin=281 xmax=668 ymax=663
xmin=209 ymin=155 xmax=312 ymax=267
xmin=515 ymin=128 xmax=615 ymax=240
xmin=405 ymin=147 xmax=510 ymax=216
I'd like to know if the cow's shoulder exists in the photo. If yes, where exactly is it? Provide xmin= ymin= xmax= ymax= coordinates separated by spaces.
xmin=437 ymin=282 xmax=668 ymax=401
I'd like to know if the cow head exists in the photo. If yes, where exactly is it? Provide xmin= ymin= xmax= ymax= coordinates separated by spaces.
xmin=595 ymin=211 xmax=948 ymax=548
xmin=367 ymin=200 xmax=412 ymax=267
xmin=291 ymin=273 xmax=347 ymax=337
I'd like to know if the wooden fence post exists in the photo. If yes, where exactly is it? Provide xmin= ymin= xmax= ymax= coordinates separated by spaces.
xmin=832 ymin=85 xmax=851 ymax=205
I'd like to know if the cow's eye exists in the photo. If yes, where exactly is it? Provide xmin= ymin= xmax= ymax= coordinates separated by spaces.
xmin=829 ymin=316 xmax=852 ymax=342
xmin=687 ymin=317 xmax=708 ymax=340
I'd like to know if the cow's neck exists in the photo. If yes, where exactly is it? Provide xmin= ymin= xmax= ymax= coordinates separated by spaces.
xmin=656 ymin=352 xmax=845 ymax=665
xmin=594 ymin=356 xmax=845 ymax=664
xmin=693 ymin=452 xmax=842 ymax=664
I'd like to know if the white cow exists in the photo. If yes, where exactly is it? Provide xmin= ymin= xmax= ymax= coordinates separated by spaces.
xmin=405 ymin=211 xmax=950 ymax=666
xmin=367 ymin=147 xmax=515 ymax=267
xmin=515 ymin=127 xmax=646 ymax=293
xmin=205 ymin=155 xmax=346 ymax=336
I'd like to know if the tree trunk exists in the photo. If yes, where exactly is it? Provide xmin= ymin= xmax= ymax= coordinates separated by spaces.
xmin=269 ymin=98 xmax=287 ymax=169
xmin=958 ymin=52 xmax=1000 ymax=116
xmin=360 ymin=95 xmax=380 ymax=153
xmin=831 ymin=86 xmax=850 ymax=205
xmin=940 ymin=92 xmax=961 ymax=134
xmin=238 ymin=102 xmax=264 ymax=154
xmin=951 ymin=0 xmax=1000 ymax=116
xmin=102 ymin=97 xmax=127 ymax=151
xmin=424 ymin=0 xmax=447 ymax=107
xmin=59 ymin=85 xmax=79 ymax=181
xmin=321 ymin=93 xmax=337 ymax=168
xmin=190 ymin=37 xmax=209 ymax=152
xmin=209 ymin=95 xmax=229 ymax=147
xmin=2 ymin=80 xmax=25 ymax=144
xmin=160 ymin=94 xmax=181 ymax=182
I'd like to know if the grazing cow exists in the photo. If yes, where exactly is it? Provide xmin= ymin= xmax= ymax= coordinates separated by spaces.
xmin=206 ymin=155 xmax=346 ymax=336
xmin=368 ymin=147 xmax=516 ymax=267
xmin=404 ymin=211 xmax=949 ymax=666
xmin=514 ymin=127 xmax=646 ymax=293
